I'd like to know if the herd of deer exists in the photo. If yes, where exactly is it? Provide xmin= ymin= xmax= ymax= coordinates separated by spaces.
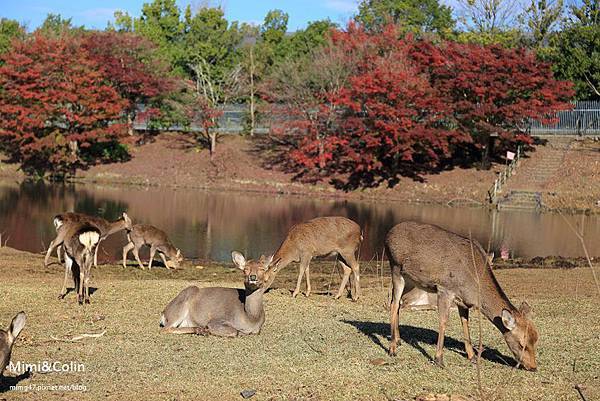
xmin=0 ymin=214 xmax=539 ymax=381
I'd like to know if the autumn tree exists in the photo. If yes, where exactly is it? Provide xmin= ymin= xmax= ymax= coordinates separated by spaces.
xmin=411 ymin=39 xmax=574 ymax=167
xmin=0 ymin=34 xmax=128 ymax=178
xmin=267 ymin=23 xmax=574 ymax=187
xmin=82 ymin=31 xmax=173 ymax=134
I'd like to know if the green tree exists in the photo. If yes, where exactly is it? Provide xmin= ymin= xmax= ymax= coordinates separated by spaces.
xmin=519 ymin=0 xmax=564 ymax=47
xmin=133 ymin=0 xmax=185 ymax=74
xmin=455 ymin=0 xmax=526 ymax=46
xmin=259 ymin=9 xmax=289 ymax=67
xmin=39 ymin=13 xmax=76 ymax=35
xmin=356 ymin=0 xmax=455 ymax=36
xmin=548 ymin=0 xmax=600 ymax=99
xmin=0 ymin=18 xmax=23 ymax=55
xmin=286 ymin=19 xmax=337 ymax=59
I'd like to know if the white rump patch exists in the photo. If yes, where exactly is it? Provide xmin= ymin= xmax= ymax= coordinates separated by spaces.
xmin=79 ymin=231 xmax=100 ymax=251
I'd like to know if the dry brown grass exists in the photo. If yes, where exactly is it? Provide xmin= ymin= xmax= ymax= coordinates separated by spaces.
xmin=0 ymin=247 xmax=598 ymax=401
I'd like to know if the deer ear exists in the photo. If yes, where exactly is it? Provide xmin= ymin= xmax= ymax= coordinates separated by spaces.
xmin=123 ymin=212 xmax=132 ymax=228
xmin=8 ymin=311 xmax=26 ymax=343
xmin=268 ymin=256 xmax=282 ymax=272
xmin=519 ymin=301 xmax=532 ymax=317
xmin=263 ymin=254 xmax=274 ymax=270
xmin=501 ymin=309 xmax=516 ymax=331
xmin=231 ymin=251 xmax=246 ymax=270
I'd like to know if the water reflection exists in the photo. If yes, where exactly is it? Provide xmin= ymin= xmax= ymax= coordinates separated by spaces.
xmin=0 ymin=180 xmax=597 ymax=262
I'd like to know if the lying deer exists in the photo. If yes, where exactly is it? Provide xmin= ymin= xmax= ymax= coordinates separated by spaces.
xmin=122 ymin=224 xmax=183 ymax=270
xmin=160 ymin=251 xmax=275 ymax=336
xmin=61 ymin=223 xmax=101 ymax=304
xmin=1 ymin=312 xmax=26 ymax=377
xmin=44 ymin=212 xmax=132 ymax=268
xmin=267 ymin=216 xmax=362 ymax=300
xmin=400 ymin=253 xmax=494 ymax=311
xmin=386 ymin=222 xmax=538 ymax=371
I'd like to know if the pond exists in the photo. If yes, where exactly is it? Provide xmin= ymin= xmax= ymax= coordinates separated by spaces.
xmin=0 ymin=180 xmax=598 ymax=263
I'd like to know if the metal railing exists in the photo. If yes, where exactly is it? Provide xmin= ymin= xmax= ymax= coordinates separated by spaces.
xmin=529 ymin=101 xmax=600 ymax=136
xmin=487 ymin=145 xmax=522 ymax=204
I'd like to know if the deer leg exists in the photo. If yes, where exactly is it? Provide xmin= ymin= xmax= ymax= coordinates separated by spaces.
xmin=57 ymin=245 xmax=64 ymax=264
xmin=148 ymin=246 xmax=157 ymax=270
xmin=44 ymin=236 xmax=61 ymax=267
xmin=305 ymin=261 xmax=312 ymax=297
xmin=159 ymin=252 xmax=172 ymax=269
xmin=161 ymin=327 xmax=209 ymax=335
xmin=84 ymin=273 xmax=91 ymax=304
xmin=132 ymin=246 xmax=145 ymax=270
xmin=458 ymin=305 xmax=475 ymax=361
xmin=122 ymin=242 xmax=134 ymax=268
xmin=292 ymin=256 xmax=310 ymax=298
xmin=93 ymin=239 xmax=101 ymax=268
xmin=341 ymin=251 xmax=361 ymax=301
xmin=78 ymin=270 xmax=85 ymax=305
xmin=434 ymin=290 xmax=454 ymax=367
xmin=59 ymin=255 xmax=73 ymax=299
xmin=334 ymin=261 xmax=352 ymax=299
xmin=389 ymin=268 xmax=405 ymax=356
xmin=207 ymin=320 xmax=239 ymax=337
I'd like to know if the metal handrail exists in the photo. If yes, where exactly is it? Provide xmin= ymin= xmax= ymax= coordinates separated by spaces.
xmin=487 ymin=145 xmax=522 ymax=204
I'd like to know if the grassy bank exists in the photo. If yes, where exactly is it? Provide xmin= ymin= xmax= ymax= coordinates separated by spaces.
xmin=0 ymin=247 xmax=598 ymax=401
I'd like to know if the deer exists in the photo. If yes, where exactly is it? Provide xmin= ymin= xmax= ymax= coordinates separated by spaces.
xmin=160 ymin=251 xmax=276 ymax=337
xmin=44 ymin=212 xmax=132 ymax=268
xmin=122 ymin=224 xmax=183 ymax=270
xmin=386 ymin=221 xmax=538 ymax=371
xmin=1 ymin=312 xmax=26 ymax=377
xmin=60 ymin=223 xmax=101 ymax=304
xmin=265 ymin=216 xmax=362 ymax=300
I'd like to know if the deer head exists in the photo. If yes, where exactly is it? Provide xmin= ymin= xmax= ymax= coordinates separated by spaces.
xmin=231 ymin=252 xmax=277 ymax=292
xmin=501 ymin=301 xmax=539 ymax=371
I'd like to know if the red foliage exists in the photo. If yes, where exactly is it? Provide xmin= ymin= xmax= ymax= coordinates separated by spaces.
xmin=0 ymin=33 xmax=128 ymax=177
xmin=409 ymin=40 xmax=574 ymax=148
xmin=269 ymin=23 xmax=574 ymax=188
xmin=82 ymin=31 xmax=173 ymax=132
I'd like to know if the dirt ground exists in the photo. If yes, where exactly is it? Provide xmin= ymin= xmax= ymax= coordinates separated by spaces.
xmin=544 ymin=138 xmax=600 ymax=210
xmin=0 ymin=133 xmax=503 ymax=206
xmin=1 ymin=133 xmax=598 ymax=211
xmin=0 ymin=247 xmax=598 ymax=401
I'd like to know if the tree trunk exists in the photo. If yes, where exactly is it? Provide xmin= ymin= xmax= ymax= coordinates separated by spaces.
xmin=249 ymin=46 xmax=255 ymax=136
xmin=210 ymin=131 xmax=217 ymax=160
xmin=318 ymin=139 xmax=325 ymax=170
xmin=127 ymin=113 xmax=134 ymax=136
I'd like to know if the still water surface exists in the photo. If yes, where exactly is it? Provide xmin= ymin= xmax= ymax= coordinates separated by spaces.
xmin=0 ymin=180 xmax=598 ymax=262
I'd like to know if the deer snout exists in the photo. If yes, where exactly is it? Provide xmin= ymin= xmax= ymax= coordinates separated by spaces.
xmin=249 ymin=274 xmax=257 ymax=283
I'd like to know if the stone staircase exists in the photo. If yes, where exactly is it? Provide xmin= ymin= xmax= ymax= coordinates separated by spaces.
xmin=496 ymin=138 xmax=573 ymax=211
xmin=497 ymin=190 xmax=542 ymax=211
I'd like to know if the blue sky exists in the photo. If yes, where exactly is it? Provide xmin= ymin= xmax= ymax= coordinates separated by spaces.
xmin=1 ymin=0 xmax=361 ymax=31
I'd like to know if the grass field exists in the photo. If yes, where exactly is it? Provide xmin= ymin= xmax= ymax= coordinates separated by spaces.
xmin=0 ymin=247 xmax=598 ymax=401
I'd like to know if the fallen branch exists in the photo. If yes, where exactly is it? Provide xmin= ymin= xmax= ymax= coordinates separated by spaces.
xmin=50 ymin=330 xmax=106 ymax=342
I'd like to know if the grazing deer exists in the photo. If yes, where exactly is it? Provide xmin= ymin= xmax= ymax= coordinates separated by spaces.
xmin=44 ymin=212 xmax=132 ymax=268
xmin=386 ymin=222 xmax=538 ymax=371
xmin=266 ymin=216 xmax=362 ymax=300
xmin=60 ymin=223 xmax=101 ymax=304
xmin=160 ymin=251 xmax=276 ymax=336
xmin=1 ymin=312 xmax=26 ymax=377
xmin=122 ymin=224 xmax=183 ymax=270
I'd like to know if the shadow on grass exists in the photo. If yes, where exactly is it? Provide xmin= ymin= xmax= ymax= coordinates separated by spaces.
xmin=0 ymin=371 xmax=32 ymax=393
xmin=342 ymin=320 xmax=517 ymax=368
